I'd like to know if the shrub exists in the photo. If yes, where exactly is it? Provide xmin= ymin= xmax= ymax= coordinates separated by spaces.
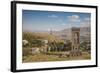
xmin=23 ymin=48 xmax=32 ymax=56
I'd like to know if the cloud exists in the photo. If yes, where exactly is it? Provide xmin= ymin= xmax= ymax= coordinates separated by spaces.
xmin=48 ymin=15 xmax=58 ymax=18
xmin=84 ymin=17 xmax=90 ymax=21
xmin=67 ymin=15 xmax=81 ymax=22
xmin=62 ymin=23 xmax=66 ymax=25
xmin=80 ymin=17 xmax=90 ymax=27
xmin=80 ymin=21 xmax=90 ymax=27
xmin=59 ymin=19 xmax=63 ymax=22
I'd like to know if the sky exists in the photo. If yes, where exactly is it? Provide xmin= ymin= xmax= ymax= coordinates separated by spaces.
xmin=22 ymin=10 xmax=91 ymax=32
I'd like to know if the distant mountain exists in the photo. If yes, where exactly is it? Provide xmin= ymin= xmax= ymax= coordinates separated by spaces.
xmin=80 ymin=27 xmax=91 ymax=42
xmin=52 ymin=28 xmax=71 ymax=40
xmin=50 ymin=26 xmax=91 ymax=42
xmin=25 ymin=26 xmax=91 ymax=43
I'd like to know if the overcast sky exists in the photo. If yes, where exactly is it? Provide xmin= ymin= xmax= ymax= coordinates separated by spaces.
xmin=22 ymin=10 xmax=91 ymax=32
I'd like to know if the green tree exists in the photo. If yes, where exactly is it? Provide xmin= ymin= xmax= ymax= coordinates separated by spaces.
xmin=80 ymin=41 xmax=91 ymax=51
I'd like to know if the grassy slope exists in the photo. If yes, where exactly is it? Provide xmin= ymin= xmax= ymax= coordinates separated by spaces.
xmin=23 ymin=53 xmax=91 ymax=63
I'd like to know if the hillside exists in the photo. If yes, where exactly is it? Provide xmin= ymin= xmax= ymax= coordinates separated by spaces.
xmin=23 ymin=26 xmax=91 ymax=43
xmin=23 ymin=32 xmax=63 ymax=43
xmin=49 ymin=27 xmax=91 ymax=42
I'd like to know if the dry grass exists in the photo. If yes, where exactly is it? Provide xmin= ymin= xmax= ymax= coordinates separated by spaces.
xmin=22 ymin=52 xmax=91 ymax=63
